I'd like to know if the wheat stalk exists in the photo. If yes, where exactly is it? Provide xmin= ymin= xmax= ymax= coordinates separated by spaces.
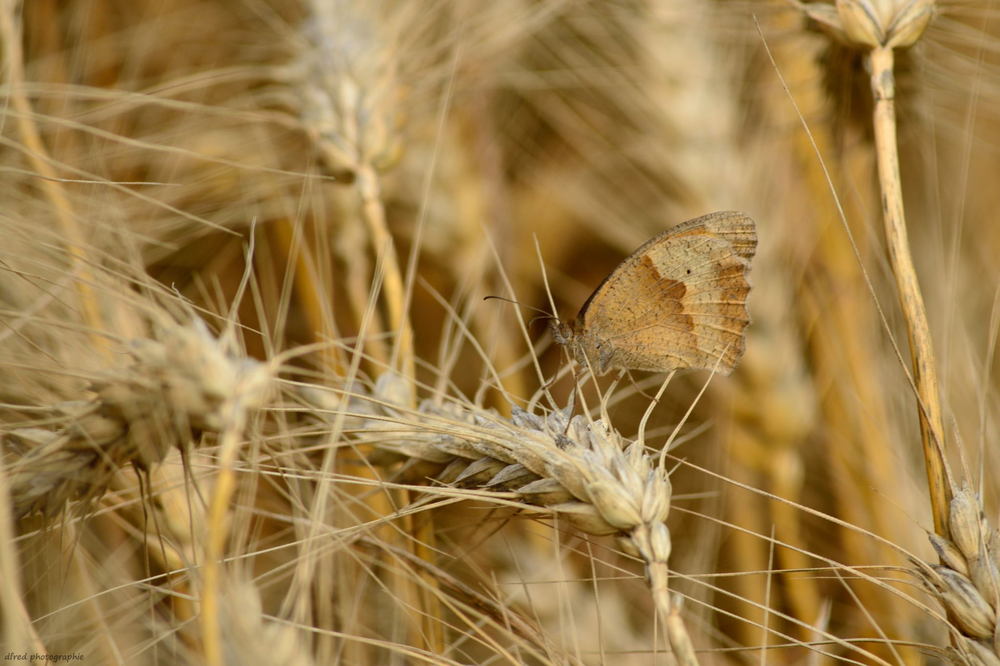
xmin=802 ymin=0 xmax=949 ymax=535
xmin=0 ymin=0 xmax=106 ymax=351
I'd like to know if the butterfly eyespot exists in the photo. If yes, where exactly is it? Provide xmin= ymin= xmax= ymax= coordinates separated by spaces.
xmin=686 ymin=269 xmax=691 ymax=274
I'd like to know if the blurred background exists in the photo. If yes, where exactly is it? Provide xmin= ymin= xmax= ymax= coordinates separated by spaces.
xmin=3 ymin=0 xmax=1000 ymax=662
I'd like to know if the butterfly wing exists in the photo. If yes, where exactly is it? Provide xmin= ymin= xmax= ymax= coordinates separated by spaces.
xmin=575 ymin=211 xmax=756 ymax=373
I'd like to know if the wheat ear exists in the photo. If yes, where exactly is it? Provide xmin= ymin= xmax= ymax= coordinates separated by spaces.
xmin=3 ymin=315 xmax=272 ymax=519
xmin=917 ymin=486 xmax=1000 ymax=662
xmin=303 ymin=372 xmax=700 ymax=662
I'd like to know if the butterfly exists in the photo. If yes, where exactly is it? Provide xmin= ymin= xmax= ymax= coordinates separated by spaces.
xmin=553 ymin=211 xmax=757 ymax=375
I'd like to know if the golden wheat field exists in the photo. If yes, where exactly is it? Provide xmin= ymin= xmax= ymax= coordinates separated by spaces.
xmin=2 ymin=0 xmax=1000 ymax=664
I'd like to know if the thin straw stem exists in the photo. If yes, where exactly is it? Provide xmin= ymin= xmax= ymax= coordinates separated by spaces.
xmin=868 ymin=46 xmax=951 ymax=535
xmin=0 ymin=0 xmax=106 ymax=354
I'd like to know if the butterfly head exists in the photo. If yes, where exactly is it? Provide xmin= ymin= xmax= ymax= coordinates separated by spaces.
xmin=550 ymin=318 xmax=573 ymax=346
xmin=551 ymin=318 xmax=616 ymax=375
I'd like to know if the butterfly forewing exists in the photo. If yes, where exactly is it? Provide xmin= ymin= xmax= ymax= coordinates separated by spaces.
xmin=570 ymin=211 xmax=757 ymax=374
xmin=670 ymin=210 xmax=757 ymax=261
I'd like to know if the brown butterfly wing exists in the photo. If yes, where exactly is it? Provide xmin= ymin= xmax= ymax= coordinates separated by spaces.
xmin=574 ymin=211 xmax=756 ymax=374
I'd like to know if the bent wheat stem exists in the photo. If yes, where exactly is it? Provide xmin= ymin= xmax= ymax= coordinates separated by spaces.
xmin=869 ymin=45 xmax=951 ymax=536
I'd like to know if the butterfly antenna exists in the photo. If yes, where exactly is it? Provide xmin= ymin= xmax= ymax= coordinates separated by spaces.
xmin=482 ymin=295 xmax=552 ymax=318
xmin=479 ymin=231 xmax=558 ymax=409
xmin=482 ymin=296 xmax=561 ymax=333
